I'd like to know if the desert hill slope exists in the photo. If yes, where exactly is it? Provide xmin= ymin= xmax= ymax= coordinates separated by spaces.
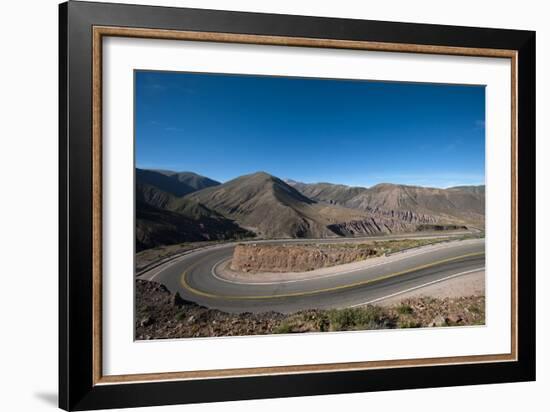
xmin=187 ymin=172 xmax=452 ymax=239
xmin=135 ymin=177 xmax=251 ymax=251
xmin=286 ymin=180 xmax=485 ymax=227
xmin=187 ymin=172 xmax=342 ymax=238
xmin=136 ymin=201 xmax=251 ymax=251
xmin=152 ymin=170 xmax=220 ymax=192
xmin=136 ymin=169 xmax=481 ymax=250
xmin=136 ymin=168 xmax=219 ymax=197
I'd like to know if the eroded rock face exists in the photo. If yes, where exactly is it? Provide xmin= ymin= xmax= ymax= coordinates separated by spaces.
xmin=327 ymin=217 xmax=467 ymax=237
xmin=230 ymin=243 xmax=378 ymax=273
xmin=327 ymin=217 xmax=415 ymax=237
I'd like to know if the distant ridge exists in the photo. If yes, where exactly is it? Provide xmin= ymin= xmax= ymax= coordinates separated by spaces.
xmin=152 ymin=170 xmax=220 ymax=192
xmin=136 ymin=168 xmax=220 ymax=197
xmin=136 ymin=169 xmax=484 ymax=250
xmin=286 ymin=180 xmax=485 ymax=226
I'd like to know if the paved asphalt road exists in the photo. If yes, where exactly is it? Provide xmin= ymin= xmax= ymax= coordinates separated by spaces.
xmin=139 ymin=237 xmax=485 ymax=314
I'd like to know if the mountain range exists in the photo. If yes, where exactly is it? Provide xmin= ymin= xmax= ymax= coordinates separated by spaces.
xmin=135 ymin=168 xmax=484 ymax=251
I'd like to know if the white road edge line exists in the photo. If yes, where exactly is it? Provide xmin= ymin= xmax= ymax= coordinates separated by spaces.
xmin=141 ymin=236 xmax=482 ymax=282
xmin=210 ymin=239 xmax=484 ymax=286
xmin=349 ymin=267 xmax=484 ymax=307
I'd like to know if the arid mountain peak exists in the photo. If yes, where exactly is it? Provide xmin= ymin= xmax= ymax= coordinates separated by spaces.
xmin=136 ymin=170 xmax=484 ymax=250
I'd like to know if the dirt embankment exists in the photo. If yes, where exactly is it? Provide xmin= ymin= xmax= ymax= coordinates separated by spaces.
xmin=230 ymin=243 xmax=379 ymax=273
xmin=136 ymin=279 xmax=485 ymax=340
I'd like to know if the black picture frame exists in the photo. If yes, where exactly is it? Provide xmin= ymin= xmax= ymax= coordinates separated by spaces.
xmin=59 ymin=1 xmax=536 ymax=410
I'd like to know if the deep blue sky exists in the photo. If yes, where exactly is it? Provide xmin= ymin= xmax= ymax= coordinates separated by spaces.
xmin=135 ymin=71 xmax=485 ymax=188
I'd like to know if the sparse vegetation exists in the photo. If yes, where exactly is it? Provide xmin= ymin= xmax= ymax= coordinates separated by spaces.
xmin=396 ymin=304 xmax=414 ymax=315
xmin=397 ymin=320 xmax=422 ymax=328
xmin=274 ymin=322 xmax=294 ymax=334
xmin=371 ymin=237 xmax=459 ymax=254
xmin=230 ymin=235 xmax=480 ymax=274
xmin=326 ymin=306 xmax=387 ymax=331
xmin=136 ymin=280 xmax=486 ymax=339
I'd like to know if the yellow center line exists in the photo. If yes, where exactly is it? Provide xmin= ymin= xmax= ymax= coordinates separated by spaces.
xmin=180 ymin=251 xmax=485 ymax=301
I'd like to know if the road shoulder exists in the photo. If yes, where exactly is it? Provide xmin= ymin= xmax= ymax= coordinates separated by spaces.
xmin=372 ymin=270 xmax=485 ymax=306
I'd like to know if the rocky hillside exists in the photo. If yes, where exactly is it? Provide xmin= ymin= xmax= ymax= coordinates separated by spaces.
xmin=136 ymin=168 xmax=219 ymax=197
xmin=135 ymin=279 xmax=485 ymax=339
xmin=287 ymin=180 xmax=485 ymax=227
xmin=151 ymin=170 xmax=220 ymax=191
xmin=187 ymin=172 xmax=370 ymax=238
xmin=136 ymin=173 xmax=251 ymax=251
xmin=328 ymin=220 xmax=466 ymax=237
xmin=136 ymin=169 xmax=484 ymax=251
xmin=186 ymin=172 xmax=459 ymax=239
xmin=287 ymin=180 xmax=365 ymax=205
xmin=136 ymin=201 xmax=252 ymax=251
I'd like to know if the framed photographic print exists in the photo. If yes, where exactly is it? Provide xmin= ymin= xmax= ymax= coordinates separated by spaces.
xmin=59 ymin=1 xmax=536 ymax=410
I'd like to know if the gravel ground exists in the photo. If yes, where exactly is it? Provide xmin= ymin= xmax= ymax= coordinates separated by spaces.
xmin=136 ymin=279 xmax=485 ymax=340
xmin=374 ymin=270 xmax=485 ymax=306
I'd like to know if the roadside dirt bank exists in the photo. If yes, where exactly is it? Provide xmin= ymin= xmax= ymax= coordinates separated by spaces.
xmin=136 ymin=279 xmax=485 ymax=339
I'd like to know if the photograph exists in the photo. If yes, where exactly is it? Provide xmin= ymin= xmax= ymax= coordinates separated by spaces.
xmin=134 ymin=70 xmax=486 ymax=340
xmin=53 ymin=1 xmax=536 ymax=410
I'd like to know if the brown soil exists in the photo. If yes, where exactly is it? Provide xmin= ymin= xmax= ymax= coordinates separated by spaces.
xmin=227 ymin=237 xmax=472 ymax=274
xmin=136 ymin=279 xmax=485 ymax=340
xmin=230 ymin=243 xmax=379 ymax=273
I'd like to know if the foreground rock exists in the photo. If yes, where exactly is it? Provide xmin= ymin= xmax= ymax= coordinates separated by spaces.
xmin=136 ymin=280 xmax=485 ymax=340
